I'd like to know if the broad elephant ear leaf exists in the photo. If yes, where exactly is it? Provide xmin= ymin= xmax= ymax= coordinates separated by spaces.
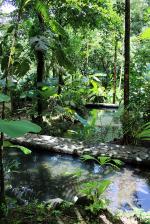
xmin=0 ymin=120 xmax=41 ymax=137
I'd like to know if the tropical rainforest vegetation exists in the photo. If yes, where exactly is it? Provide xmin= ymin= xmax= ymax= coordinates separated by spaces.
xmin=0 ymin=0 xmax=150 ymax=223
xmin=0 ymin=0 xmax=149 ymax=139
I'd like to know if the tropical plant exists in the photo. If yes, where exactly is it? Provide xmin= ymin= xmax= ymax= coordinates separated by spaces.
xmin=81 ymin=155 xmax=122 ymax=170
xmin=79 ymin=180 xmax=111 ymax=214
xmin=135 ymin=122 xmax=150 ymax=141
xmin=79 ymin=155 xmax=122 ymax=214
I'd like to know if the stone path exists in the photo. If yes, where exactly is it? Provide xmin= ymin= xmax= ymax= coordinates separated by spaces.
xmin=9 ymin=134 xmax=150 ymax=167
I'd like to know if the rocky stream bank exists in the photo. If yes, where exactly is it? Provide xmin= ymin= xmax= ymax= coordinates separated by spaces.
xmin=9 ymin=134 xmax=150 ymax=167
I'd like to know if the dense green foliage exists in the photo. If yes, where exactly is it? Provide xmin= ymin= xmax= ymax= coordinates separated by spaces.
xmin=0 ymin=0 xmax=150 ymax=222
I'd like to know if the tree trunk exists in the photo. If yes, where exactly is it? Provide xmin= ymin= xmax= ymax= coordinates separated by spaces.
xmin=123 ymin=0 xmax=130 ymax=143
xmin=113 ymin=39 xmax=118 ymax=104
xmin=35 ymin=13 xmax=45 ymax=122
xmin=36 ymin=50 xmax=44 ymax=122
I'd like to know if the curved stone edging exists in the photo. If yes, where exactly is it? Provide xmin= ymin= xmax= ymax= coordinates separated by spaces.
xmin=9 ymin=134 xmax=150 ymax=167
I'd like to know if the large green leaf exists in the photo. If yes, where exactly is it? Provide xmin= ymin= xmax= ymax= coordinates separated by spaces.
xmin=14 ymin=145 xmax=32 ymax=154
xmin=0 ymin=93 xmax=10 ymax=102
xmin=0 ymin=120 xmax=41 ymax=137
xmin=3 ymin=141 xmax=31 ymax=154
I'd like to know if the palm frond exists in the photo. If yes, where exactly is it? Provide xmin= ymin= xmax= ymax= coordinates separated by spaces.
xmin=35 ymin=0 xmax=49 ymax=22
xmin=136 ymin=122 xmax=150 ymax=140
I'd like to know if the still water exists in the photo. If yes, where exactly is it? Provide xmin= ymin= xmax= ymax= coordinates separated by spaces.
xmin=4 ymin=148 xmax=150 ymax=212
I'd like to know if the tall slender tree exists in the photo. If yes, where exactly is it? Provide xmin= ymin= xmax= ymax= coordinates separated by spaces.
xmin=36 ymin=13 xmax=45 ymax=122
xmin=123 ymin=0 xmax=130 ymax=143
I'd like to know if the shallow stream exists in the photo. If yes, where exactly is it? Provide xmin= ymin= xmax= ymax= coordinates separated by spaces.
xmin=4 ymin=148 xmax=150 ymax=212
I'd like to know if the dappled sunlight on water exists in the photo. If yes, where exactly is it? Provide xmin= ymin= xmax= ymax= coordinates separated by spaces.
xmin=107 ymin=168 xmax=150 ymax=212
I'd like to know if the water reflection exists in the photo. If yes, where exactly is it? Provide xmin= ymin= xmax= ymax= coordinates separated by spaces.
xmin=4 ymin=148 xmax=150 ymax=212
